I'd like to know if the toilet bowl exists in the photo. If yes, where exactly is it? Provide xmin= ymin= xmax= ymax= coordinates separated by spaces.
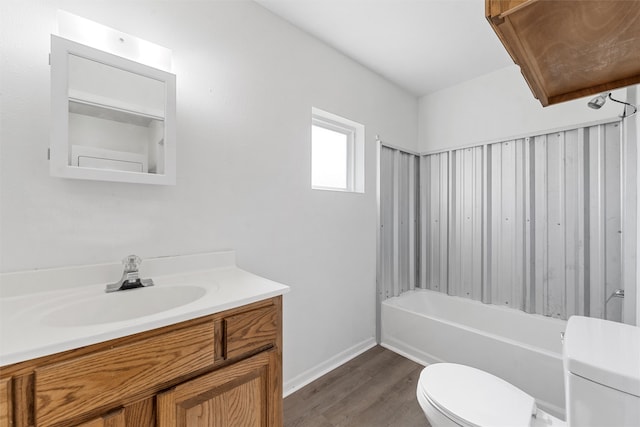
xmin=416 ymin=363 xmax=563 ymax=427
xmin=416 ymin=316 xmax=640 ymax=427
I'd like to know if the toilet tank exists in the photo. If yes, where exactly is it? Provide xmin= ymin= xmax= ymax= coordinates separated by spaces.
xmin=563 ymin=316 xmax=640 ymax=427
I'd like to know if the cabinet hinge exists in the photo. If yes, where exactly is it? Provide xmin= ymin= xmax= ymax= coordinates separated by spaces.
xmin=47 ymin=148 xmax=51 ymax=160
xmin=48 ymin=53 xmax=51 ymax=66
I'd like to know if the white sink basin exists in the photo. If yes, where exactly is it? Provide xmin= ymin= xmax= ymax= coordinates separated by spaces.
xmin=42 ymin=285 xmax=208 ymax=327
xmin=0 ymin=253 xmax=291 ymax=367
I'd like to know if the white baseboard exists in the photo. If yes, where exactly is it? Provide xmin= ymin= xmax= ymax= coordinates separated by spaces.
xmin=380 ymin=337 xmax=442 ymax=367
xmin=283 ymin=338 xmax=377 ymax=398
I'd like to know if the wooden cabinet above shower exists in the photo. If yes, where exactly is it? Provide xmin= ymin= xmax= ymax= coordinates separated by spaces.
xmin=485 ymin=0 xmax=640 ymax=106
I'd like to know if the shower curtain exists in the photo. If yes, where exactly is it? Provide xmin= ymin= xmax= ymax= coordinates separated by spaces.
xmin=379 ymin=146 xmax=419 ymax=299
xmin=379 ymin=120 xmax=636 ymax=323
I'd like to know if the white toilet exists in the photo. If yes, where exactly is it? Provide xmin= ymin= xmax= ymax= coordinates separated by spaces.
xmin=416 ymin=316 xmax=640 ymax=427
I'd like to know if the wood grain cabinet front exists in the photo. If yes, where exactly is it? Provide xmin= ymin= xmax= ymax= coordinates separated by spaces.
xmin=74 ymin=409 xmax=125 ymax=427
xmin=157 ymin=351 xmax=279 ymax=427
xmin=73 ymin=398 xmax=155 ymax=427
xmin=0 ymin=296 xmax=283 ymax=427
xmin=35 ymin=322 xmax=216 ymax=426
xmin=0 ymin=378 xmax=11 ymax=427
xmin=224 ymin=305 xmax=278 ymax=360
xmin=485 ymin=0 xmax=640 ymax=106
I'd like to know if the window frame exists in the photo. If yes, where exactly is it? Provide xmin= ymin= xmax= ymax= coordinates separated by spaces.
xmin=311 ymin=107 xmax=364 ymax=193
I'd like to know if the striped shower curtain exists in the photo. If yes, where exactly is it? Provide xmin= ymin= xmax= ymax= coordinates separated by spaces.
xmin=379 ymin=121 xmax=636 ymax=322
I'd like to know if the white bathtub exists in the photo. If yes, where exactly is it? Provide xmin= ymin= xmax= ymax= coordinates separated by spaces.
xmin=381 ymin=289 xmax=567 ymax=418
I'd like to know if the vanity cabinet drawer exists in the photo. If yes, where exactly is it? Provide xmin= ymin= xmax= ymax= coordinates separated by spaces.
xmin=225 ymin=305 xmax=278 ymax=360
xmin=35 ymin=321 xmax=215 ymax=426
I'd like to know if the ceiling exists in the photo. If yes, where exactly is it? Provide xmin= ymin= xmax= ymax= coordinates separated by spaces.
xmin=254 ymin=0 xmax=514 ymax=97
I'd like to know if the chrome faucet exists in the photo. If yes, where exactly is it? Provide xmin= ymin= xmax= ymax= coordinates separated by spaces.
xmin=105 ymin=255 xmax=155 ymax=293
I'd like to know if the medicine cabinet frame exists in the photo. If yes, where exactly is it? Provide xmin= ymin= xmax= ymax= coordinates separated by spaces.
xmin=50 ymin=35 xmax=176 ymax=185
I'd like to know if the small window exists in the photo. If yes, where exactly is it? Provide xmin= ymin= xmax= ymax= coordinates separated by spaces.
xmin=311 ymin=107 xmax=364 ymax=193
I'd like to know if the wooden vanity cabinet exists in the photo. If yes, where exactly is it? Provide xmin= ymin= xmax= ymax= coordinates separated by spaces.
xmin=0 ymin=296 xmax=282 ymax=427
xmin=486 ymin=0 xmax=640 ymax=106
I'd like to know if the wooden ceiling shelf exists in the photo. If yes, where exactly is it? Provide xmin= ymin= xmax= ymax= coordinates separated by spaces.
xmin=486 ymin=0 xmax=640 ymax=106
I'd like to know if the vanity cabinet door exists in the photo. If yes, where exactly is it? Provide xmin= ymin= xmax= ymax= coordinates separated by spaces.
xmin=157 ymin=351 xmax=277 ymax=427
xmin=75 ymin=409 xmax=125 ymax=427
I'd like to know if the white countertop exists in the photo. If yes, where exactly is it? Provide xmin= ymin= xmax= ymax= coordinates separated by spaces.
xmin=0 ymin=252 xmax=289 ymax=367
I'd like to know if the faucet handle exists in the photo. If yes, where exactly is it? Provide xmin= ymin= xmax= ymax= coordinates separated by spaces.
xmin=123 ymin=254 xmax=142 ymax=272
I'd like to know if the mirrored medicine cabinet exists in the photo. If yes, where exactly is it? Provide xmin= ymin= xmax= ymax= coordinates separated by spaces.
xmin=50 ymin=35 xmax=176 ymax=185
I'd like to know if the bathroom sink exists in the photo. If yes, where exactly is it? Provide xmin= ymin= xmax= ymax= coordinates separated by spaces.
xmin=42 ymin=285 xmax=208 ymax=327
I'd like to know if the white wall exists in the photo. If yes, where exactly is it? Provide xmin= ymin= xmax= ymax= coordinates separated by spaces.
xmin=419 ymin=65 xmax=627 ymax=152
xmin=0 ymin=0 xmax=418 ymax=391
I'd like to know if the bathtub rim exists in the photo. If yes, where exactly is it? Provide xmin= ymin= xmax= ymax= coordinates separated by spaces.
xmin=382 ymin=289 xmax=566 ymax=360
xmin=381 ymin=289 xmax=567 ymax=419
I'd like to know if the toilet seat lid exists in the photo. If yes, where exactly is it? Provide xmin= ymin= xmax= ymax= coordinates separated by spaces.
xmin=418 ymin=363 xmax=536 ymax=427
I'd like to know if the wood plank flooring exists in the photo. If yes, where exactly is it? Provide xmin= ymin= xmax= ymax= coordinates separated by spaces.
xmin=284 ymin=346 xmax=429 ymax=427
